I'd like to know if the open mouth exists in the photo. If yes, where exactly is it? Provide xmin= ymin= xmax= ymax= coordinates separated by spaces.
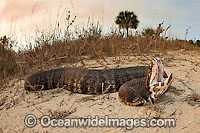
xmin=150 ymin=58 xmax=165 ymax=84
xmin=148 ymin=57 xmax=173 ymax=100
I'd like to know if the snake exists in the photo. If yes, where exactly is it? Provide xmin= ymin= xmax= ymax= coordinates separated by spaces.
xmin=24 ymin=57 xmax=173 ymax=106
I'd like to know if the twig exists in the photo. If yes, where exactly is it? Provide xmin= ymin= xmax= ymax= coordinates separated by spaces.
xmin=67 ymin=99 xmax=77 ymax=112
xmin=33 ymin=105 xmax=45 ymax=115
xmin=48 ymin=56 xmax=69 ymax=62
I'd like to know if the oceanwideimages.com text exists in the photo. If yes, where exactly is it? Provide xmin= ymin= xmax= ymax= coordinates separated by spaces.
xmin=24 ymin=114 xmax=176 ymax=129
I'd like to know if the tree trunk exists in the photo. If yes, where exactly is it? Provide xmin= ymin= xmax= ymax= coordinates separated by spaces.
xmin=126 ymin=28 xmax=129 ymax=37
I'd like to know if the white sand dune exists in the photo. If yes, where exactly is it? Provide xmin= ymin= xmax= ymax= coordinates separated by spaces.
xmin=0 ymin=50 xmax=200 ymax=133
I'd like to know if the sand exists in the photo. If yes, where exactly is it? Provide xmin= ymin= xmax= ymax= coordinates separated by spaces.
xmin=0 ymin=50 xmax=200 ymax=133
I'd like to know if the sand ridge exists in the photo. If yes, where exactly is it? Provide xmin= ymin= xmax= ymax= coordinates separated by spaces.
xmin=0 ymin=50 xmax=200 ymax=133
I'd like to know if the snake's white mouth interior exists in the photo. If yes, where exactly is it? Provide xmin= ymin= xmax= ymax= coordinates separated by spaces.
xmin=148 ymin=57 xmax=173 ymax=100
xmin=150 ymin=57 xmax=165 ymax=84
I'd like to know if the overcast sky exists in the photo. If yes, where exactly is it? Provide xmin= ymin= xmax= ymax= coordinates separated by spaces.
xmin=0 ymin=0 xmax=200 ymax=41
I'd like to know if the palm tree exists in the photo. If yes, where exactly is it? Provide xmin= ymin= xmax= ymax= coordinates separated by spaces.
xmin=115 ymin=10 xmax=139 ymax=36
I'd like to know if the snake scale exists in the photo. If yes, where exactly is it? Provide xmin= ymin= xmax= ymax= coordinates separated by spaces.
xmin=24 ymin=58 xmax=173 ymax=106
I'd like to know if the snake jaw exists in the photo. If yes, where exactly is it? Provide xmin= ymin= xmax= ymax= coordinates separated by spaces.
xmin=149 ymin=73 xmax=173 ymax=100
xmin=147 ymin=57 xmax=173 ymax=101
xmin=149 ymin=57 xmax=164 ymax=84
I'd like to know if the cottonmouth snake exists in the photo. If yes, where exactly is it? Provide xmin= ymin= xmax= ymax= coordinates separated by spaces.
xmin=24 ymin=57 xmax=173 ymax=106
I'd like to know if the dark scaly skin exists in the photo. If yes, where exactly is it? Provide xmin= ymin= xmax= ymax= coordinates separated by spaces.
xmin=118 ymin=77 xmax=151 ymax=106
xmin=24 ymin=66 xmax=149 ymax=94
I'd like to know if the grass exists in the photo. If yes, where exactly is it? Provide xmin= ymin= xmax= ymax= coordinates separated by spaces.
xmin=0 ymin=17 xmax=199 ymax=88
xmin=185 ymin=93 xmax=200 ymax=106
xmin=0 ymin=36 xmax=19 ymax=85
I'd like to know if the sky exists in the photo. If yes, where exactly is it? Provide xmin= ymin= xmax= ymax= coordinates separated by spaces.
xmin=0 ymin=0 xmax=200 ymax=45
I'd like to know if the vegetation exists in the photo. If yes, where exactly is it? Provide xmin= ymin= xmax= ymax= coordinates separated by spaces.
xmin=189 ymin=39 xmax=200 ymax=47
xmin=142 ymin=27 xmax=155 ymax=37
xmin=115 ymin=10 xmax=139 ymax=36
xmin=0 ymin=36 xmax=18 ymax=84
xmin=0 ymin=10 xmax=199 ymax=88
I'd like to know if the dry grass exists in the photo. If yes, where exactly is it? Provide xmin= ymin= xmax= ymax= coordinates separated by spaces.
xmin=184 ymin=93 xmax=200 ymax=106
xmin=0 ymin=21 xmax=199 ymax=88
xmin=0 ymin=36 xmax=19 ymax=85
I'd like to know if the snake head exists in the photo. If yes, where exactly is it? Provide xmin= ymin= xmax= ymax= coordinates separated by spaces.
xmin=146 ymin=57 xmax=173 ymax=101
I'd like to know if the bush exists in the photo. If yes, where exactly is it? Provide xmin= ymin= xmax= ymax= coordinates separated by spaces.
xmin=0 ymin=36 xmax=18 ymax=84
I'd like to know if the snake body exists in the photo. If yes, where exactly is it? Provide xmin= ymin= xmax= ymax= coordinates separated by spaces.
xmin=118 ymin=78 xmax=151 ymax=106
xmin=24 ymin=58 xmax=173 ymax=106
xmin=25 ymin=66 xmax=149 ymax=94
